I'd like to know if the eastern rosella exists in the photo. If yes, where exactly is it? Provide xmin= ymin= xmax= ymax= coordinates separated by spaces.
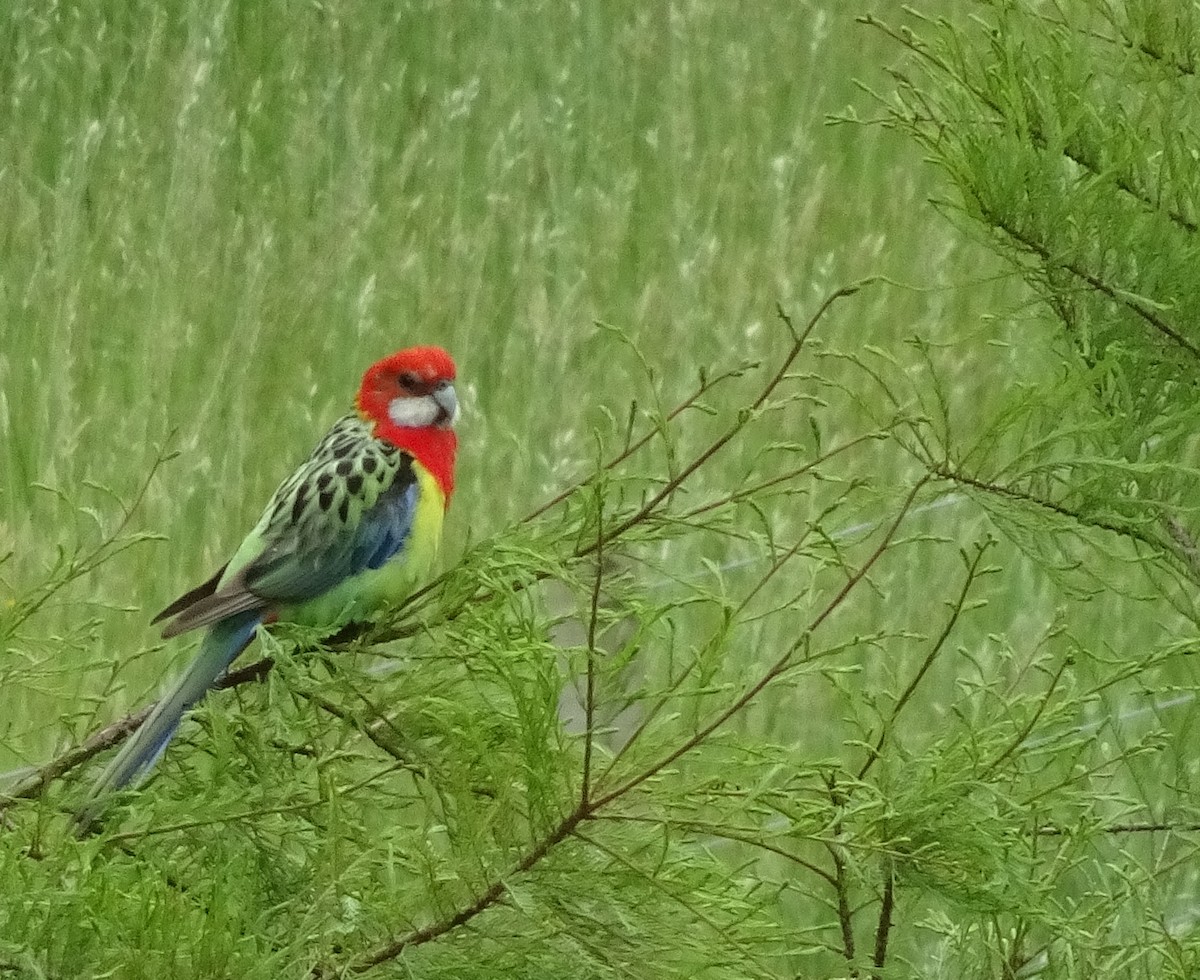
xmin=78 ymin=346 xmax=458 ymax=825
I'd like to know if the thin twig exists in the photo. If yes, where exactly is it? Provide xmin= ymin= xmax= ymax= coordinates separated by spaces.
xmin=521 ymin=364 xmax=751 ymax=525
xmin=343 ymin=805 xmax=587 ymax=973
xmin=983 ymin=656 xmax=1070 ymax=777
xmin=296 ymin=687 xmax=424 ymax=777
xmin=581 ymin=488 xmax=604 ymax=808
xmin=677 ymin=428 xmax=895 ymax=522
xmin=1038 ymin=819 xmax=1200 ymax=836
xmin=988 ymin=214 xmax=1200 ymax=361
xmin=591 ymin=475 xmax=931 ymax=811
xmin=931 ymin=464 xmax=1166 ymax=554
xmin=597 ymin=812 xmax=837 ymax=886
xmin=1 ymin=657 xmax=274 ymax=805
xmin=826 ymin=772 xmax=858 ymax=976
xmin=579 ymin=286 xmax=872 ymax=558
xmin=858 ymin=540 xmax=992 ymax=779
xmin=860 ymin=14 xmax=1199 ymax=235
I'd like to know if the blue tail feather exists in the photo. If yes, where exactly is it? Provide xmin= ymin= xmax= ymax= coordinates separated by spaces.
xmin=76 ymin=610 xmax=262 ymax=828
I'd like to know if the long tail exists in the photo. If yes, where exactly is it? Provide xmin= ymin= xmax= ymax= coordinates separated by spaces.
xmin=76 ymin=611 xmax=262 ymax=830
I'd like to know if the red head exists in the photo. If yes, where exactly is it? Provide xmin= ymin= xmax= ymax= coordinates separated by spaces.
xmin=356 ymin=346 xmax=458 ymax=504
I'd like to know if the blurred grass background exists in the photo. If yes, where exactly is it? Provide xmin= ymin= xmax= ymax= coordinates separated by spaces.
xmin=10 ymin=3 xmax=1200 ymax=974
xmin=1 ymin=0 xmax=1181 ymax=829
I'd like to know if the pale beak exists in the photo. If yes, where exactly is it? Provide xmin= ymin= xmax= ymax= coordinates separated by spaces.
xmin=433 ymin=381 xmax=459 ymax=428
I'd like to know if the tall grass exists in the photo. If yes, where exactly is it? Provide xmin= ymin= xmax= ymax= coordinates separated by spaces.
xmin=0 ymin=0 xmax=1022 ymax=761
xmin=4 ymin=1 xmax=1196 ymax=976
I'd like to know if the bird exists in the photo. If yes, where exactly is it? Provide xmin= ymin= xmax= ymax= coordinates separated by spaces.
xmin=77 ymin=346 xmax=458 ymax=827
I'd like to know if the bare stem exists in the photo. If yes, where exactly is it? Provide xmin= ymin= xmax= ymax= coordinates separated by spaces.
xmin=581 ymin=490 xmax=603 ymax=808
xmin=871 ymin=861 xmax=894 ymax=977
xmin=826 ymin=773 xmax=858 ymax=976
xmin=591 ymin=474 xmax=930 ymax=811
xmin=858 ymin=539 xmax=992 ymax=780
xmin=342 ymin=805 xmax=587 ymax=974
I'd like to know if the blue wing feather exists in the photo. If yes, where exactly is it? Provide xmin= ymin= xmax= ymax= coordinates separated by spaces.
xmin=245 ymin=473 xmax=419 ymax=602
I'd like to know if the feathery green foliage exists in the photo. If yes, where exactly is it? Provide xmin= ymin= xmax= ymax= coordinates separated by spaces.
xmin=4 ymin=1 xmax=1200 ymax=978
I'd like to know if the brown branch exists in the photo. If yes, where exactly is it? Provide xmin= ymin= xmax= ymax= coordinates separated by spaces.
xmin=3 ymin=708 xmax=147 ymax=806
xmin=342 ymin=805 xmax=587 ymax=974
xmin=296 ymin=687 xmax=423 ymax=776
xmin=929 ymin=464 xmax=1165 ymax=553
xmin=578 ymin=286 xmax=873 ymax=558
xmin=581 ymin=490 xmax=603 ymax=808
xmin=871 ymin=861 xmax=894 ymax=977
xmin=988 ymin=213 xmax=1200 ymax=361
xmin=1038 ymin=819 xmax=1200 ymax=836
xmin=858 ymin=539 xmax=992 ymax=779
xmin=590 ymin=474 xmax=931 ymax=812
xmin=2 ymin=657 xmax=274 ymax=805
xmin=860 ymin=15 xmax=1199 ymax=235
xmin=826 ymin=773 xmax=858 ymax=975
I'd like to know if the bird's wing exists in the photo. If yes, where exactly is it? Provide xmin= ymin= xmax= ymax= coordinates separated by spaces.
xmin=156 ymin=415 xmax=419 ymax=638
xmin=150 ymin=562 xmax=229 ymax=625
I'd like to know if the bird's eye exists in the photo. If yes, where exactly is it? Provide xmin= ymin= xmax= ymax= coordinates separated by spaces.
xmin=398 ymin=372 xmax=419 ymax=388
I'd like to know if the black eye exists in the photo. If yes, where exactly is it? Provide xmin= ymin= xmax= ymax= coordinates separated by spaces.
xmin=398 ymin=372 xmax=419 ymax=388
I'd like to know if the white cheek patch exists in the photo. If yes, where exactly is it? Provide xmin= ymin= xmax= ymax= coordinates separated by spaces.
xmin=388 ymin=395 xmax=440 ymax=429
